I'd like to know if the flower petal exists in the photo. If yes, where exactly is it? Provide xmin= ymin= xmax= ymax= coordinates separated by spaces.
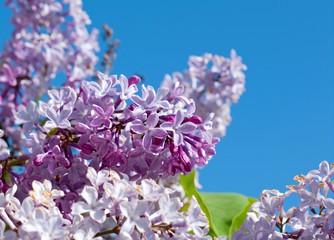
xmin=174 ymin=131 xmax=183 ymax=146
xmin=131 ymin=124 xmax=147 ymax=134
xmin=72 ymin=202 xmax=91 ymax=215
xmin=151 ymin=128 xmax=167 ymax=138
xmin=174 ymin=110 xmax=184 ymax=127
xmin=178 ymin=122 xmax=197 ymax=133
xmin=146 ymin=113 xmax=159 ymax=128
xmin=142 ymin=132 xmax=152 ymax=150
xmin=81 ymin=186 xmax=98 ymax=206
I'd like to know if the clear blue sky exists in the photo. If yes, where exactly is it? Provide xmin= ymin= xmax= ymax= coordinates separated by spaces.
xmin=1 ymin=1 xmax=334 ymax=200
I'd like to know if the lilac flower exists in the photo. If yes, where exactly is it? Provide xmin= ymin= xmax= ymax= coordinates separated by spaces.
xmin=161 ymin=110 xmax=197 ymax=146
xmin=156 ymin=194 xmax=184 ymax=225
xmin=0 ymin=64 xmax=20 ymax=86
xmin=86 ymin=167 xmax=111 ymax=190
xmin=47 ymin=86 xmax=77 ymax=110
xmin=251 ymin=192 xmax=283 ymax=218
xmin=186 ymin=196 xmax=209 ymax=237
xmin=0 ymin=171 xmax=219 ymax=239
xmin=131 ymin=113 xmax=167 ymax=150
xmin=72 ymin=185 xmax=107 ymax=224
xmin=13 ymin=197 xmax=35 ymax=223
xmin=234 ymin=161 xmax=334 ymax=239
xmin=297 ymin=179 xmax=324 ymax=210
xmin=0 ymin=184 xmax=20 ymax=229
xmin=15 ymin=101 xmax=40 ymax=132
xmin=119 ymin=200 xmax=151 ymax=234
xmin=36 ymin=145 xmax=71 ymax=174
xmin=43 ymin=107 xmax=72 ymax=130
xmin=137 ymin=179 xmax=164 ymax=201
xmin=28 ymin=179 xmax=64 ymax=208
xmin=89 ymin=72 xmax=118 ymax=98
xmin=308 ymin=160 xmax=334 ymax=182
xmin=161 ymin=50 xmax=246 ymax=138
xmin=71 ymin=215 xmax=103 ymax=240
xmin=20 ymin=132 xmax=42 ymax=157
xmin=132 ymin=85 xmax=171 ymax=111
xmin=289 ymin=209 xmax=314 ymax=231
xmin=119 ymin=74 xmax=139 ymax=100
xmin=89 ymin=130 xmax=117 ymax=161
xmin=103 ymin=180 xmax=135 ymax=203
xmin=76 ymin=123 xmax=94 ymax=145
xmin=232 ymin=212 xmax=275 ymax=240
xmin=0 ymin=0 xmax=99 ymax=151
xmin=0 ymin=184 xmax=20 ymax=212
xmin=21 ymin=211 xmax=69 ymax=239
xmin=90 ymin=104 xmax=114 ymax=128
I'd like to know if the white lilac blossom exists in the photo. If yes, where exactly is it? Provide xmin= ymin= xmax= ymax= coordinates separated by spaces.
xmin=0 ymin=169 xmax=216 ymax=239
xmin=72 ymin=185 xmax=108 ymax=224
xmin=232 ymin=160 xmax=334 ymax=239
xmin=161 ymin=50 xmax=247 ymax=138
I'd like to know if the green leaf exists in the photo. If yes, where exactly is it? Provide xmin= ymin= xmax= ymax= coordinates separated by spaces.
xmin=180 ymin=171 xmax=219 ymax=237
xmin=180 ymin=171 xmax=256 ymax=238
xmin=180 ymin=170 xmax=197 ymax=197
xmin=229 ymin=197 xmax=257 ymax=238
xmin=199 ymin=193 xmax=251 ymax=237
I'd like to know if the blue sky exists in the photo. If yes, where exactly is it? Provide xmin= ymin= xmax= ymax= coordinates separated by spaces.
xmin=1 ymin=1 xmax=334 ymax=201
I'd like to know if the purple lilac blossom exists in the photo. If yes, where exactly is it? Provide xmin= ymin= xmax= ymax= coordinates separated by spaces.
xmin=13 ymin=72 xmax=217 ymax=190
xmin=1 ymin=70 xmax=223 ymax=239
xmin=161 ymin=50 xmax=247 ymax=138
xmin=0 ymin=70 xmax=221 ymax=238
xmin=0 ymin=0 xmax=99 ymax=150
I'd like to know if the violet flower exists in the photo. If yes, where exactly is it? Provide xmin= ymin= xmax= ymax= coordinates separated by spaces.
xmin=131 ymin=113 xmax=167 ymax=150
xmin=90 ymin=104 xmax=114 ymax=128
xmin=15 ymin=101 xmax=40 ymax=132
xmin=161 ymin=110 xmax=197 ymax=146
xmin=119 ymin=74 xmax=139 ymax=100
xmin=131 ymin=85 xmax=171 ymax=111
xmin=43 ymin=107 xmax=72 ymax=131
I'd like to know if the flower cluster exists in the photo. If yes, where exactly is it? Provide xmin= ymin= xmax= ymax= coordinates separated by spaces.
xmin=0 ymin=0 xmax=99 ymax=147
xmin=161 ymin=50 xmax=247 ymax=137
xmin=13 ymin=72 xmax=217 ymax=190
xmin=0 ymin=168 xmax=215 ymax=239
xmin=0 ymin=0 xmax=249 ymax=239
xmin=233 ymin=161 xmax=334 ymax=239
